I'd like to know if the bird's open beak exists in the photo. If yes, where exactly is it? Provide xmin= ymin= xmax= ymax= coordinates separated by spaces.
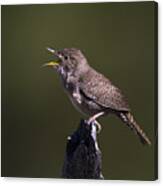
xmin=46 ymin=47 xmax=55 ymax=54
xmin=42 ymin=47 xmax=60 ymax=68
xmin=42 ymin=61 xmax=59 ymax=68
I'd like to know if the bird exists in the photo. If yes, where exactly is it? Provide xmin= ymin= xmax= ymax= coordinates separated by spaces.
xmin=43 ymin=47 xmax=151 ymax=145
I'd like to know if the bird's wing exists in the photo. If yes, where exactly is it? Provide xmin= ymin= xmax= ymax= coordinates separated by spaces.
xmin=80 ymin=70 xmax=130 ymax=111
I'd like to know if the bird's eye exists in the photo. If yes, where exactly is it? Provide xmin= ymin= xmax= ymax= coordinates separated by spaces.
xmin=64 ymin=56 xmax=68 ymax=60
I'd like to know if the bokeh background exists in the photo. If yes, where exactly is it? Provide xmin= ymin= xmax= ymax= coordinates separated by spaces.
xmin=2 ymin=2 xmax=157 ymax=180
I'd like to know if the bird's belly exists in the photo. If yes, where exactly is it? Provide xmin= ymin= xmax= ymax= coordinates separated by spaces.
xmin=62 ymin=80 xmax=103 ymax=116
xmin=68 ymin=94 xmax=102 ymax=116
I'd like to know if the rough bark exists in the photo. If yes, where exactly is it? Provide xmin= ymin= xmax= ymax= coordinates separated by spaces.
xmin=62 ymin=119 xmax=103 ymax=179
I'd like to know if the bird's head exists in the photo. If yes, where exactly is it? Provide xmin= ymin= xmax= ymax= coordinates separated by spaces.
xmin=43 ymin=47 xmax=89 ymax=79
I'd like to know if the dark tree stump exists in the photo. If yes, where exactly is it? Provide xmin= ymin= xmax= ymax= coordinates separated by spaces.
xmin=62 ymin=119 xmax=103 ymax=179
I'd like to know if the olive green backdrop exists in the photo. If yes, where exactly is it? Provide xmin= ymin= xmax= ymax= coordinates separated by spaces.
xmin=1 ymin=2 xmax=157 ymax=180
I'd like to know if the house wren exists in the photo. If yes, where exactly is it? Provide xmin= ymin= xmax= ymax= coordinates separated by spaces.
xmin=43 ymin=47 xmax=151 ymax=145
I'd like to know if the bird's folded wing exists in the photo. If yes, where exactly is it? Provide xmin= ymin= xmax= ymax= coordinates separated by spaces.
xmin=80 ymin=70 xmax=130 ymax=111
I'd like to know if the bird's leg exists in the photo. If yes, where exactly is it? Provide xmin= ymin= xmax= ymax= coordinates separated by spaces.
xmin=88 ymin=112 xmax=105 ymax=124
xmin=87 ymin=112 xmax=105 ymax=132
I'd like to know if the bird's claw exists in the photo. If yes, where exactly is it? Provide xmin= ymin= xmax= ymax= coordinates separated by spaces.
xmin=94 ymin=121 xmax=102 ymax=133
xmin=87 ymin=119 xmax=102 ymax=133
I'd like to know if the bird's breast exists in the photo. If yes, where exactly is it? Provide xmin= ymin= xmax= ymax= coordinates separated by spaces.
xmin=66 ymin=87 xmax=103 ymax=116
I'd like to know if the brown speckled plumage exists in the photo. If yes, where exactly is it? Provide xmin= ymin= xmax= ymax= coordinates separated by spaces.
xmin=80 ymin=68 xmax=130 ymax=112
xmin=46 ymin=48 xmax=151 ymax=145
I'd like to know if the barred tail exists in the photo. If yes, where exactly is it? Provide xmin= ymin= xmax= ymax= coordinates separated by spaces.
xmin=119 ymin=112 xmax=151 ymax=145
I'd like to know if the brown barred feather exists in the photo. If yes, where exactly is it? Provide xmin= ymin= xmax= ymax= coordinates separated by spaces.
xmin=119 ymin=112 xmax=151 ymax=145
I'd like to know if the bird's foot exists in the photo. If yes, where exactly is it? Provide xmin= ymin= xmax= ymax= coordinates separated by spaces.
xmin=87 ymin=117 xmax=95 ymax=125
xmin=87 ymin=112 xmax=104 ymax=133
xmin=94 ymin=120 xmax=102 ymax=133
xmin=87 ymin=118 xmax=101 ymax=133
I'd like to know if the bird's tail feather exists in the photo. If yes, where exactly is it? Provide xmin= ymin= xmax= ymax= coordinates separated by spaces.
xmin=119 ymin=112 xmax=151 ymax=145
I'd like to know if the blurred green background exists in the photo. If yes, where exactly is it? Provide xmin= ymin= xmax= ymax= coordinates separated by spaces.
xmin=2 ymin=2 xmax=157 ymax=180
